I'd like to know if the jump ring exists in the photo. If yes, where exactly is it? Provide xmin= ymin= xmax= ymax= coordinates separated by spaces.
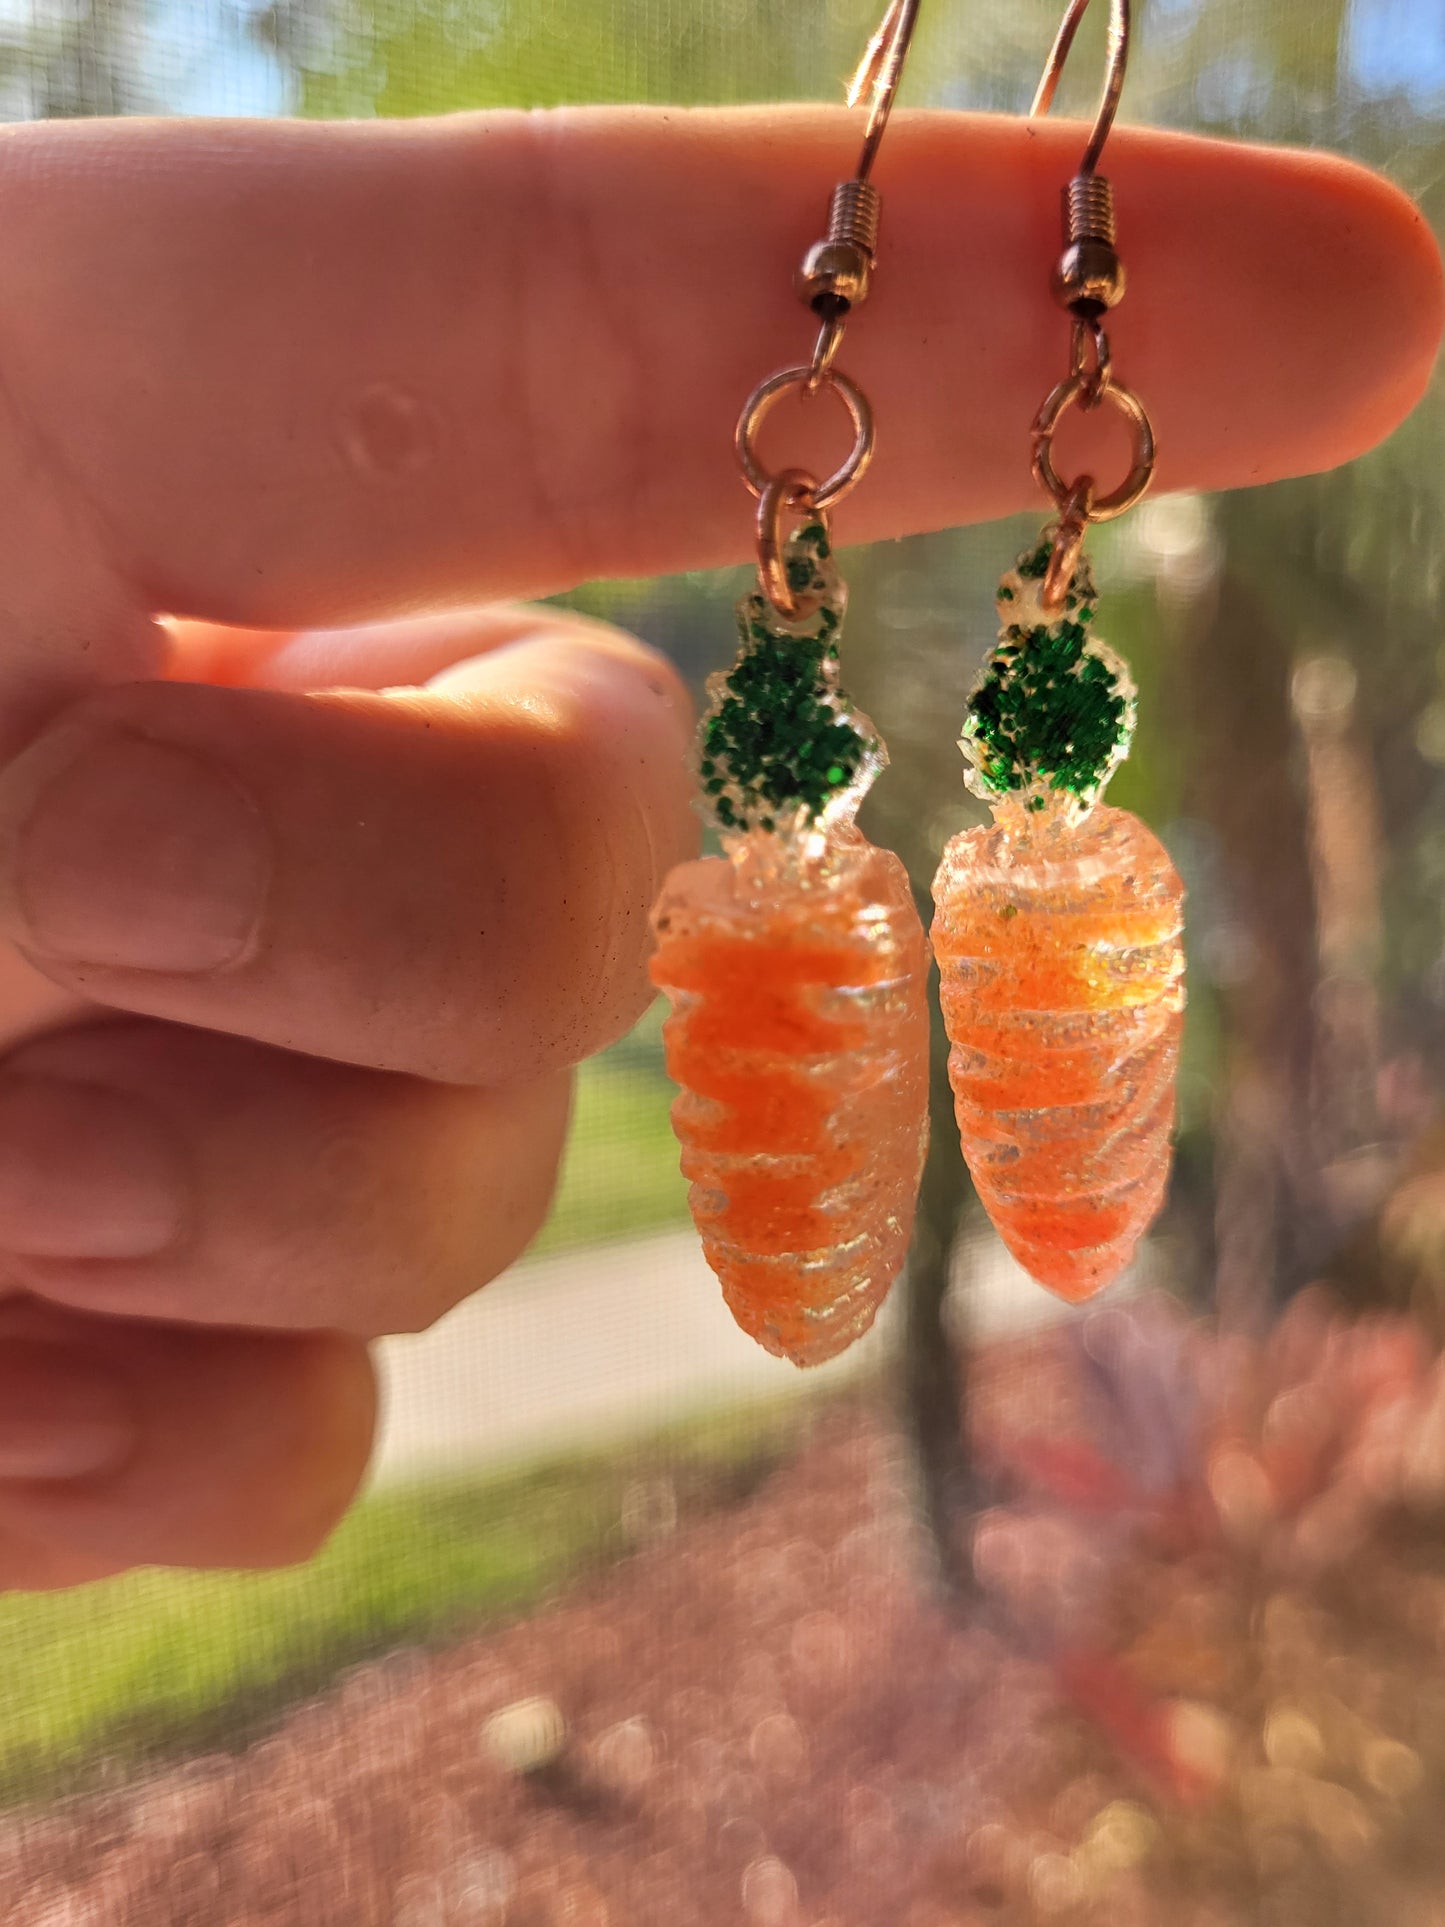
xmin=1031 ymin=371 xmax=1154 ymax=520
xmin=756 ymin=468 xmax=830 ymax=620
xmin=736 ymin=366 xmax=875 ymax=511
xmin=1041 ymin=476 xmax=1095 ymax=613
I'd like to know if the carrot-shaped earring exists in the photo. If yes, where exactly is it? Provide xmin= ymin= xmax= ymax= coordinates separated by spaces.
xmin=932 ymin=0 xmax=1186 ymax=1303
xmin=651 ymin=521 xmax=929 ymax=1365
xmin=649 ymin=1 xmax=930 ymax=1367
xmin=932 ymin=548 xmax=1184 ymax=1300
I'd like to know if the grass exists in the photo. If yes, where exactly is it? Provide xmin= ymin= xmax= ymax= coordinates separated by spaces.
xmin=530 ymin=1006 xmax=690 ymax=1257
xmin=0 ymin=1398 xmax=815 ymax=1809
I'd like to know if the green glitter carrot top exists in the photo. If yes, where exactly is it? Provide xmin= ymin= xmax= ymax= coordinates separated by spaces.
xmin=961 ymin=539 xmax=1136 ymax=824
xmin=695 ymin=522 xmax=884 ymax=844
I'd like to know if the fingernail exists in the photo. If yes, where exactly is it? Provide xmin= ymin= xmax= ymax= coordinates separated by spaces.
xmin=0 ymin=727 xmax=267 ymax=972
xmin=0 ymin=1340 xmax=135 ymax=1480
xmin=0 ymin=1074 xmax=187 ymax=1259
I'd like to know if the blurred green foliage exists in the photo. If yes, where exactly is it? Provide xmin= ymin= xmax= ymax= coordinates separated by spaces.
xmin=532 ymin=1006 xmax=689 ymax=1254
xmin=295 ymin=0 xmax=877 ymax=115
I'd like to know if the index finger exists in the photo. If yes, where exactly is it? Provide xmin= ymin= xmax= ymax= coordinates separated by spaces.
xmin=0 ymin=106 xmax=1436 ymax=651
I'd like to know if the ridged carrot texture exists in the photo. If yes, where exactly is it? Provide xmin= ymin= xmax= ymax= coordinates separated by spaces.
xmin=649 ymin=525 xmax=930 ymax=1367
xmin=931 ymin=539 xmax=1185 ymax=1302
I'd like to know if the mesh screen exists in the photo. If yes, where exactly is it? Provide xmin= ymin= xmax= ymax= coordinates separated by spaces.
xmin=0 ymin=2 xmax=1442 ymax=1922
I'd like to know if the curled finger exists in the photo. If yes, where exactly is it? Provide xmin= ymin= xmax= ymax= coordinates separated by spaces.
xmin=0 ymin=613 xmax=696 ymax=1083
xmin=0 ymin=1018 xmax=571 ymax=1336
xmin=0 ymin=1296 xmax=375 ymax=1584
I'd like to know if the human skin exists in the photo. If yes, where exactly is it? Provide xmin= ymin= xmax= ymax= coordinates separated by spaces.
xmin=0 ymin=107 xmax=1430 ymax=1588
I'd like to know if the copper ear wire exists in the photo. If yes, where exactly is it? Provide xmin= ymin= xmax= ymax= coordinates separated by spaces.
xmin=737 ymin=0 xmax=1155 ymax=621
xmin=1031 ymin=0 xmax=1129 ymax=173
xmin=734 ymin=0 xmax=921 ymax=619
xmin=1028 ymin=0 xmax=1156 ymax=608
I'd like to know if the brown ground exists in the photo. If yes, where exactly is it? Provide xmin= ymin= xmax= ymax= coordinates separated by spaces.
xmin=9 ymin=1295 xmax=1445 ymax=1926
xmin=0 ymin=1413 xmax=1065 ymax=1927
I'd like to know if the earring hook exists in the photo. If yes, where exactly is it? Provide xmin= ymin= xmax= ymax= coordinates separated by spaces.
xmin=1026 ymin=0 xmax=1151 ymax=611
xmin=847 ymin=0 xmax=924 ymax=182
xmin=733 ymin=0 xmax=923 ymax=614
xmin=1030 ymin=0 xmax=1130 ymax=177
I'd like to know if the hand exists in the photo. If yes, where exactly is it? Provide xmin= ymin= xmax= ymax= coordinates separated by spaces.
xmin=0 ymin=108 xmax=1433 ymax=1587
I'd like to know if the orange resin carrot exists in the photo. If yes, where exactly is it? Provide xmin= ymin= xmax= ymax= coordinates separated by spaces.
xmin=933 ymin=801 xmax=1184 ymax=1300
xmin=651 ymin=832 xmax=929 ymax=1365
xmin=932 ymin=539 xmax=1186 ymax=1300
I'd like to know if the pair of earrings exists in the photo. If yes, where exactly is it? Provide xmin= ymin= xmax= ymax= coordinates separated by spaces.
xmin=650 ymin=0 xmax=1186 ymax=1367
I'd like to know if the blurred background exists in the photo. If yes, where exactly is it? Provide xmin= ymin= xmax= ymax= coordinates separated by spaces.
xmin=2 ymin=3 xmax=1445 ymax=1923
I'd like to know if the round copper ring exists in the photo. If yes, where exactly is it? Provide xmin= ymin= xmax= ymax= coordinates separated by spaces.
xmin=735 ymin=366 xmax=874 ymax=511
xmin=756 ymin=468 xmax=830 ymax=620
xmin=1031 ymin=371 xmax=1155 ymax=521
